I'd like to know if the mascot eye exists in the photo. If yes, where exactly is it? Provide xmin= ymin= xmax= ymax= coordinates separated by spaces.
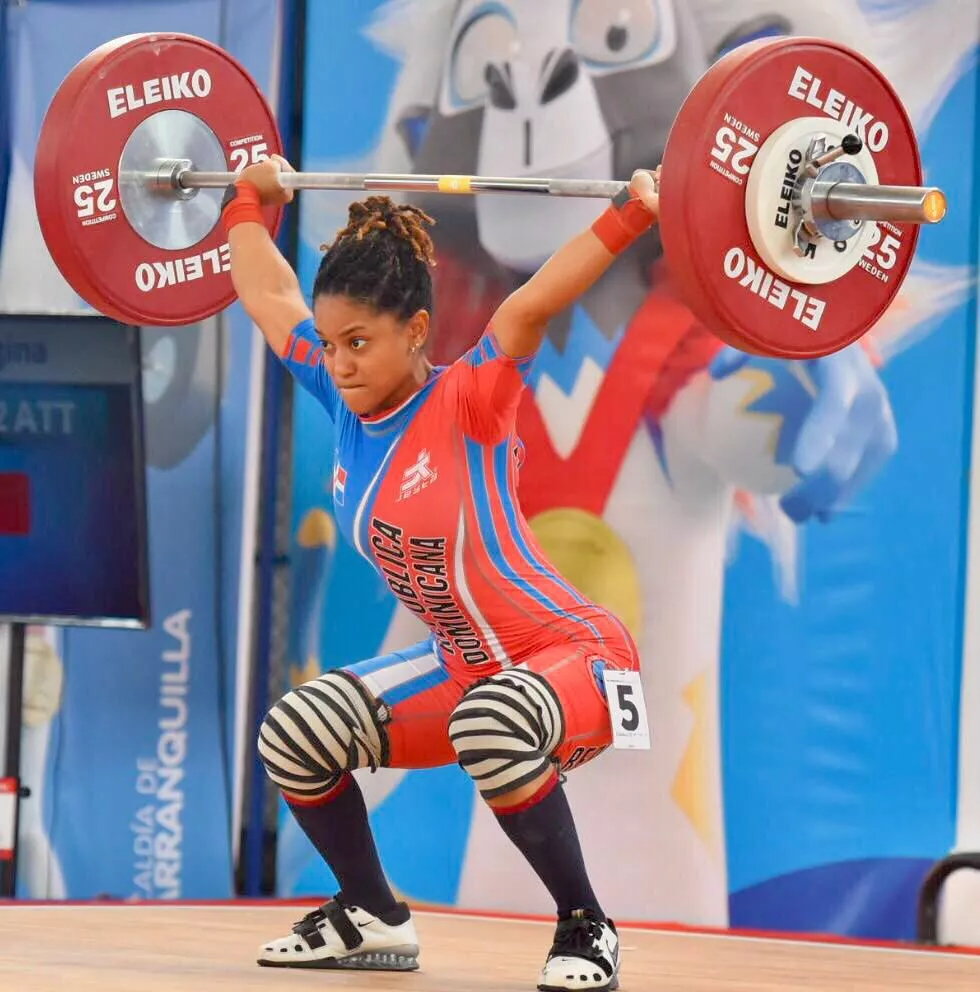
xmin=449 ymin=4 xmax=519 ymax=107
xmin=570 ymin=0 xmax=662 ymax=67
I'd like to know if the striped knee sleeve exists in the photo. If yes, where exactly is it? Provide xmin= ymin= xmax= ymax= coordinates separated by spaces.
xmin=448 ymin=669 xmax=565 ymax=800
xmin=258 ymin=670 xmax=389 ymax=801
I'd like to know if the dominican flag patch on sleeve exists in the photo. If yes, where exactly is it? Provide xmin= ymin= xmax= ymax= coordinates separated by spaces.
xmin=333 ymin=464 xmax=347 ymax=506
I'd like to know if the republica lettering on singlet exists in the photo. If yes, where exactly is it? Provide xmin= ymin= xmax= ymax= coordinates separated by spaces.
xmin=370 ymin=518 xmax=425 ymax=614
xmin=368 ymin=521 xmax=490 ymax=665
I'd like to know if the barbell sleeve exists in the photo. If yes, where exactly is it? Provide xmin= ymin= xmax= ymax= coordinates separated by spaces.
xmin=812 ymin=182 xmax=948 ymax=225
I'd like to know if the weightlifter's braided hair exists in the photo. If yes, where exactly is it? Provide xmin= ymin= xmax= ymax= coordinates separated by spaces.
xmin=313 ymin=195 xmax=436 ymax=320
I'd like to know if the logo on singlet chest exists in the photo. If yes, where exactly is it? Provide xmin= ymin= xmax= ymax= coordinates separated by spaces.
xmin=397 ymin=448 xmax=438 ymax=502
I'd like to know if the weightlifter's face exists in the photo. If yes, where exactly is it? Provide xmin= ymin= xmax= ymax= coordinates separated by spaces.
xmin=313 ymin=294 xmax=425 ymax=416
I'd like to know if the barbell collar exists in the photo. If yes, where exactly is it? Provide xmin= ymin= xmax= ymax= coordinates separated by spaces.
xmin=148 ymin=158 xmax=197 ymax=200
xmin=812 ymin=181 xmax=947 ymax=225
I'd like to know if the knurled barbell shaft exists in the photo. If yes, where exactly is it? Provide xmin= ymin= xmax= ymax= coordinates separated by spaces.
xmin=165 ymin=165 xmax=947 ymax=226
xmin=177 ymin=169 xmax=627 ymax=199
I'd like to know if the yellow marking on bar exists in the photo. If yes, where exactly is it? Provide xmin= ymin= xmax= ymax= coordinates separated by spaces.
xmin=438 ymin=175 xmax=473 ymax=194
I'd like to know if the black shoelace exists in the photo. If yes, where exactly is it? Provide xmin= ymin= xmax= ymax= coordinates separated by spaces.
xmin=548 ymin=915 xmax=613 ymax=975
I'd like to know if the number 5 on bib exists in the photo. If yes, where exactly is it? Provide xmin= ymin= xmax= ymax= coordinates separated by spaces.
xmin=603 ymin=669 xmax=651 ymax=751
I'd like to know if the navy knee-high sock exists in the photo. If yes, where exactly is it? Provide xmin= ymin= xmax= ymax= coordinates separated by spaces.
xmin=491 ymin=772 xmax=604 ymax=920
xmin=286 ymin=773 xmax=408 ymax=923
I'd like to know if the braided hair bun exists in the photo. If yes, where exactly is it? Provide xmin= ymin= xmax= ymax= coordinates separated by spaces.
xmin=336 ymin=196 xmax=436 ymax=264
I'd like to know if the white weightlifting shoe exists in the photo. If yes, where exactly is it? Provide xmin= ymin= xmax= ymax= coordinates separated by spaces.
xmin=257 ymin=896 xmax=420 ymax=970
xmin=538 ymin=909 xmax=620 ymax=991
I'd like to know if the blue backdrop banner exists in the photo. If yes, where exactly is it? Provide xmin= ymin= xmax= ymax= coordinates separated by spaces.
xmin=279 ymin=0 xmax=979 ymax=940
xmin=0 ymin=0 xmax=281 ymax=900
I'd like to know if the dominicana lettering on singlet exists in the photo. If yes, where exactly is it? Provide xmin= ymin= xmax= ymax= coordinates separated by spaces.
xmin=370 ymin=517 xmax=490 ymax=665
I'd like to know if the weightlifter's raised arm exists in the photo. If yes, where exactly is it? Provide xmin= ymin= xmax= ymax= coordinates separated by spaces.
xmin=221 ymin=155 xmax=310 ymax=356
xmin=490 ymin=167 xmax=661 ymax=362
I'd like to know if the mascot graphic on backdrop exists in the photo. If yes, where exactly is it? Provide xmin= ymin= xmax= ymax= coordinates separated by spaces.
xmin=288 ymin=0 xmax=975 ymax=923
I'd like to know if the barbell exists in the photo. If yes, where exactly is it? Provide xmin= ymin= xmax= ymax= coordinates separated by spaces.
xmin=33 ymin=32 xmax=947 ymax=358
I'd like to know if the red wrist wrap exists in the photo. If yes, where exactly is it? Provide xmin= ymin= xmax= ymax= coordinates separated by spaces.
xmin=221 ymin=181 xmax=265 ymax=234
xmin=591 ymin=188 xmax=656 ymax=255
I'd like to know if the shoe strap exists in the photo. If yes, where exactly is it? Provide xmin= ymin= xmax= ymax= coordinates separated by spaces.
xmin=293 ymin=900 xmax=364 ymax=952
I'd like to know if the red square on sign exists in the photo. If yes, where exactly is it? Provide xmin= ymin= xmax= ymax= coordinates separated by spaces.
xmin=0 ymin=473 xmax=30 ymax=536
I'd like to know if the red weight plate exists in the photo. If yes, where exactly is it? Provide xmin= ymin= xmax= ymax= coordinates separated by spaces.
xmin=34 ymin=33 xmax=283 ymax=326
xmin=660 ymin=36 xmax=922 ymax=358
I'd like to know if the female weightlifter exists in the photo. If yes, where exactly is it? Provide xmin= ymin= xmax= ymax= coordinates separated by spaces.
xmin=222 ymin=153 xmax=660 ymax=992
